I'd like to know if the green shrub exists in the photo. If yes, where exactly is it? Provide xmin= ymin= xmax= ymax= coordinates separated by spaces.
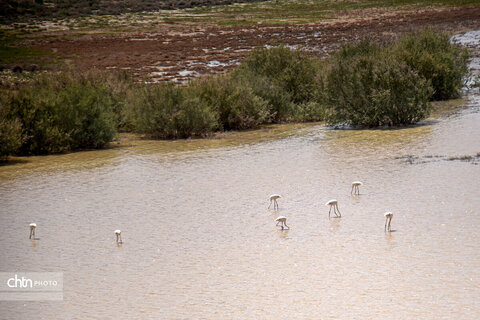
xmin=33 ymin=69 xmax=134 ymax=131
xmin=125 ymin=82 xmax=218 ymax=139
xmin=191 ymin=75 xmax=271 ymax=130
xmin=51 ymin=82 xmax=117 ymax=149
xmin=0 ymin=98 xmax=24 ymax=159
xmin=335 ymin=39 xmax=382 ymax=59
xmin=235 ymin=70 xmax=295 ymax=121
xmin=323 ymin=44 xmax=433 ymax=127
xmin=289 ymin=101 xmax=326 ymax=122
xmin=234 ymin=45 xmax=319 ymax=120
xmin=2 ymin=72 xmax=118 ymax=155
xmin=393 ymin=29 xmax=470 ymax=100
xmin=174 ymin=94 xmax=219 ymax=138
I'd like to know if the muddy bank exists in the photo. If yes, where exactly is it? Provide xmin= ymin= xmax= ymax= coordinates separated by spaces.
xmin=33 ymin=6 xmax=480 ymax=83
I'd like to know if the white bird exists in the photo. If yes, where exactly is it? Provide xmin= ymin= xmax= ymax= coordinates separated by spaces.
xmin=268 ymin=194 xmax=281 ymax=210
xmin=115 ymin=229 xmax=122 ymax=243
xmin=326 ymin=199 xmax=341 ymax=218
xmin=275 ymin=216 xmax=289 ymax=230
xmin=29 ymin=223 xmax=36 ymax=239
xmin=351 ymin=181 xmax=362 ymax=195
xmin=384 ymin=212 xmax=393 ymax=232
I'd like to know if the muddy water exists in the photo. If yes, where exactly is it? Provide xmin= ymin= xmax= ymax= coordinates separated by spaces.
xmin=1 ymin=36 xmax=480 ymax=319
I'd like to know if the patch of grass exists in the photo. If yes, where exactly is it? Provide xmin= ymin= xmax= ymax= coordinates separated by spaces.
xmin=0 ymin=44 xmax=48 ymax=65
xmin=3 ymin=0 xmax=479 ymax=35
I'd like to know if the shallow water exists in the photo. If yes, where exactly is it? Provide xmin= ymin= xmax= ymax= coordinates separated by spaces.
xmin=1 ymin=35 xmax=480 ymax=319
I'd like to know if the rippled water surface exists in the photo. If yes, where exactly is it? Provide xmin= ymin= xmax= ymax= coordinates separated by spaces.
xmin=1 ymin=34 xmax=480 ymax=319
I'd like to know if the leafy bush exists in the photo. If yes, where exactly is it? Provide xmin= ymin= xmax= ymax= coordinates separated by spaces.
xmin=2 ymin=72 xmax=118 ymax=155
xmin=335 ymin=39 xmax=382 ymax=59
xmin=125 ymin=82 xmax=218 ymax=139
xmin=191 ymin=75 xmax=271 ymax=130
xmin=289 ymin=101 xmax=326 ymax=122
xmin=323 ymin=43 xmax=433 ymax=127
xmin=234 ymin=45 xmax=319 ymax=121
xmin=0 ymin=99 xmax=24 ymax=159
xmin=393 ymin=29 xmax=470 ymax=100
xmin=174 ymin=94 xmax=219 ymax=138
xmin=51 ymin=82 xmax=117 ymax=150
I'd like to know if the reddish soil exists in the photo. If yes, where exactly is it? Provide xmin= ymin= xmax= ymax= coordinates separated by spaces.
xmin=36 ymin=6 xmax=480 ymax=83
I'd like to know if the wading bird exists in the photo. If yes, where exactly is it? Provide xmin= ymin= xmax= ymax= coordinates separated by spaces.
xmin=115 ymin=230 xmax=122 ymax=243
xmin=351 ymin=181 xmax=362 ymax=195
xmin=275 ymin=216 xmax=289 ymax=230
xmin=29 ymin=223 xmax=36 ymax=239
xmin=384 ymin=212 xmax=393 ymax=232
xmin=326 ymin=199 xmax=341 ymax=218
xmin=268 ymin=194 xmax=281 ymax=210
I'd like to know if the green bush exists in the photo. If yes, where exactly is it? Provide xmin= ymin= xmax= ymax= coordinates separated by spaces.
xmin=234 ymin=45 xmax=319 ymax=121
xmin=335 ymin=39 xmax=382 ymax=59
xmin=393 ymin=29 xmax=470 ymax=100
xmin=0 ymin=99 xmax=24 ymax=159
xmin=323 ymin=43 xmax=433 ymax=127
xmin=2 ymin=72 xmax=118 ymax=155
xmin=125 ymin=82 xmax=218 ymax=139
xmin=174 ymin=94 xmax=219 ymax=138
xmin=191 ymin=75 xmax=271 ymax=130
xmin=51 ymin=82 xmax=117 ymax=149
xmin=289 ymin=101 xmax=326 ymax=122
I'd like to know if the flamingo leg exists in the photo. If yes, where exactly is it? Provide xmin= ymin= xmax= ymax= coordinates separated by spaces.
xmin=268 ymin=200 xmax=272 ymax=209
xmin=336 ymin=204 xmax=341 ymax=217
xmin=329 ymin=205 xmax=332 ymax=219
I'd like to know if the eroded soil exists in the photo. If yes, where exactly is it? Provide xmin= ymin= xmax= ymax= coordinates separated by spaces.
xmin=33 ymin=6 xmax=480 ymax=83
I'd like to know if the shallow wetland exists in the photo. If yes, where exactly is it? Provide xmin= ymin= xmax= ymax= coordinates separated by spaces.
xmin=0 ymin=29 xmax=479 ymax=320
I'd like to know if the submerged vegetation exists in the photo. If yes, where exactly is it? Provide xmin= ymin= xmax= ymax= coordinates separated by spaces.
xmin=0 ymin=30 xmax=471 ymax=158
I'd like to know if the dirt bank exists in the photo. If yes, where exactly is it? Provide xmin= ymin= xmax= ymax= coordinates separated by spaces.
xmin=35 ymin=5 xmax=480 ymax=83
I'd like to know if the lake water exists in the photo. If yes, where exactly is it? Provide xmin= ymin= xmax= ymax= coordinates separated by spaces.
xmin=1 ymin=32 xmax=479 ymax=319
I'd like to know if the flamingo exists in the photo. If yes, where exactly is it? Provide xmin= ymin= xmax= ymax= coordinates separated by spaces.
xmin=268 ymin=194 xmax=281 ymax=210
xmin=351 ymin=181 xmax=362 ymax=195
xmin=275 ymin=216 xmax=289 ymax=230
xmin=115 ymin=230 xmax=122 ymax=243
xmin=29 ymin=223 xmax=36 ymax=239
xmin=384 ymin=212 xmax=393 ymax=232
xmin=326 ymin=199 xmax=341 ymax=218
